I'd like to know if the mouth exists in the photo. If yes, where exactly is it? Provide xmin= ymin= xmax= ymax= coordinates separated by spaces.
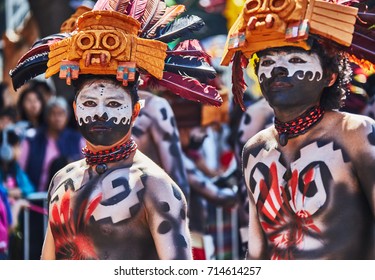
xmin=89 ymin=126 xmax=111 ymax=132
xmin=270 ymin=81 xmax=293 ymax=91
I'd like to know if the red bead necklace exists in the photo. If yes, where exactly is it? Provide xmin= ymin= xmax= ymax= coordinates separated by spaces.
xmin=274 ymin=105 xmax=325 ymax=146
xmin=82 ymin=138 xmax=138 ymax=166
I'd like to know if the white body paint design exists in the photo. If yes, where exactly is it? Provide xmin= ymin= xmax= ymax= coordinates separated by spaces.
xmin=91 ymin=168 xmax=142 ymax=223
xmin=76 ymin=81 xmax=133 ymax=126
xmin=258 ymin=52 xmax=323 ymax=83
xmin=244 ymin=142 xmax=349 ymax=252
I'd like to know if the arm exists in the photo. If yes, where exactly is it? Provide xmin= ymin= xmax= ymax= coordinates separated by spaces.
xmin=183 ymin=153 xmax=237 ymax=207
xmin=143 ymin=175 xmax=192 ymax=260
xmin=246 ymin=192 xmax=268 ymax=259
xmin=147 ymin=96 xmax=190 ymax=200
xmin=351 ymin=119 xmax=375 ymax=217
xmin=235 ymin=98 xmax=274 ymax=164
xmin=41 ymin=224 xmax=55 ymax=260
xmin=41 ymin=171 xmax=59 ymax=260
xmin=242 ymin=141 xmax=268 ymax=259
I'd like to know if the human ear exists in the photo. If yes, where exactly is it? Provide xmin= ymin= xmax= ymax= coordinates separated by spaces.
xmin=327 ymin=73 xmax=338 ymax=87
xmin=132 ymin=102 xmax=140 ymax=121
xmin=72 ymin=101 xmax=78 ymax=121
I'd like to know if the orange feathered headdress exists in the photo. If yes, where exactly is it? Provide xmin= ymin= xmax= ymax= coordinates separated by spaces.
xmin=10 ymin=0 xmax=223 ymax=107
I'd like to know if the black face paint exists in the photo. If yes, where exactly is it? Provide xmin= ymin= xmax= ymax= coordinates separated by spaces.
xmin=75 ymin=81 xmax=134 ymax=146
xmin=77 ymin=116 xmax=131 ymax=146
xmin=258 ymin=50 xmax=327 ymax=110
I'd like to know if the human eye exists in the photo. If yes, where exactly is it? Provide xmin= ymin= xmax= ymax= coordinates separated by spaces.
xmin=107 ymin=101 xmax=121 ymax=108
xmin=82 ymin=100 xmax=97 ymax=107
xmin=260 ymin=59 xmax=275 ymax=67
xmin=289 ymin=57 xmax=306 ymax=64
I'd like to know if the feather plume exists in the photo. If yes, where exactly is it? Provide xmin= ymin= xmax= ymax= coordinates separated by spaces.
xmin=9 ymin=34 xmax=67 ymax=90
xmin=144 ymin=5 xmax=186 ymax=38
xmin=148 ymin=72 xmax=223 ymax=106
xmin=141 ymin=0 xmax=166 ymax=34
xmin=10 ymin=52 xmax=49 ymax=91
xmin=93 ymin=0 xmax=130 ymax=13
xmin=167 ymin=40 xmax=211 ymax=61
xmin=126 ymin=0 xmax=148 ymax=20
xmin=232 ymin=51 xmax=247 ymax=111
xmin=155 ymin=15 xmax=205 ymax=42
xmin=164 ymin=55 xmax=216 ymax=81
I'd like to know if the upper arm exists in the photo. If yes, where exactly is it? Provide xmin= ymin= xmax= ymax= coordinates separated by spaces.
xmin=41 ymin=224 xmax=55 ymax=260
xmin=143 ymin=175 xmax=192 ymax=260
xmin=242 ymin=140 xmax=268 ymax=259
xmin=351 ymin=120 xmax=375 ymax=216
xmin=247 ymin=191 xmax=268 ymax=259
xmin=148 ymin=98 xmax=190 ymax=198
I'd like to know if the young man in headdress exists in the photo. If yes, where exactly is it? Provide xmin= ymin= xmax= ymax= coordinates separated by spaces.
xmin=222 ymin=0 xmax=375 ymax=259
xmin=41 ymin=75 xmax=191 ymax=260
xmin=10 ymin=0 xmax=223 ymax=260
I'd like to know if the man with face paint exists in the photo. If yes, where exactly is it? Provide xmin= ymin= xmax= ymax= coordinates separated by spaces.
xmin=40 ymin=76 xmax=192 ymax=260
xmin=222 ymin=0 xmax=375 ymax=259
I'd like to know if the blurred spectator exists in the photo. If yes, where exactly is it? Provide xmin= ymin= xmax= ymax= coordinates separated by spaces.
xmin=0 ymin=83 xmax=5 ymax=110
xmin=27 ymin=80 xmax=56 ymax=103
xmin=16 ymin=87 xmax=46 ymax=129
xmin=18 ymin=96 xmax=85 ymax=192
xmin=0 ymin=121 xmax=36 ymax=259
xmin=0 ymin=82 xmax=14 ymax=109
xmin=0 ymin=189 xmax=9 ymax=259
xmin=0 ymin=107 xmax=18 ymax=131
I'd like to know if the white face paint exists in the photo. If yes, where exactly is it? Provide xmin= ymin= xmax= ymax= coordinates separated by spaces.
xmin=258 ymin=52 xmax=323 ymax=83
xmin=75 ymin=81 xmax=133 ymax=126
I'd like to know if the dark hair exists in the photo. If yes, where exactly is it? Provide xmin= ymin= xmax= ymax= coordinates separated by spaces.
xmin=0 ymin=106 xmax=18 ymax=123
xmin=16 ymin=87 xmax=46 ymax=124
xmin=0 ymin=82 xmax=8 ymax=110
xmin=72 ymin=75 xmax=140 ymax=109
xmin=28 ymin=80 xmax=54 ymax=96
xmin=254 ymin=37 xmax=352 ymax=110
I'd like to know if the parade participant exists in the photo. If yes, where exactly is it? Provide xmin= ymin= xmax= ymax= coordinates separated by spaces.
xmin=10 ymin=0 xmax=222 ymax=260
xmin=132 ymin=90 xmax=190 ymax=201
xmin=222 ymin=0 xmax=375 ymax=259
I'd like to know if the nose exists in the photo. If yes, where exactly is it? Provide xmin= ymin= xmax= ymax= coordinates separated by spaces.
xmin=94 ymin=112 xmax=109 ymax=121
xmin=271 ymin=66 xmax=289 ymax=77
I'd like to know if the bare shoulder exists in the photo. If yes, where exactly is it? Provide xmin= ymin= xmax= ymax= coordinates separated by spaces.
xmin=329 ymin=111 xmax=375 ymax=140
xmin=132 ymin=151 xmax=186 ymax=201
xmin=242 ymin=127 xmax=275 ymax=162
xmin=47 ymin=159 xmax=87 ymax=196
xmin=243 ymin=126 xmax=275 ymax=151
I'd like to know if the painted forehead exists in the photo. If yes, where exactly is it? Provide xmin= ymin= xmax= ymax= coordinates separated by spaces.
xmin=77 ymin=80 xmax=130 ymax=99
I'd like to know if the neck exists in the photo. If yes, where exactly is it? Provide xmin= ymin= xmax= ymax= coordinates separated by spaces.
xmin=273 ymin=104 xmax=318 ymax=122
xmin=82 ymin=137 xmax=138 ymax=165
xmin=274 ymin=105 xmax=325 ymax=146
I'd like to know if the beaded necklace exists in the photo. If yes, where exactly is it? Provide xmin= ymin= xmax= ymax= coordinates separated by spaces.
xmin=274 ymin=105 xmax=325 ymax=146
xmin=82 ymin=138 xmax=137 ymax=173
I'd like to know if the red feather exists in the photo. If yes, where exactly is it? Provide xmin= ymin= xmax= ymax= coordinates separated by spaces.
xmin=147 ymin=72 xmax=223 ymax=106
xmin=232 ymin=51 xmax=247 ymax=111
xmin=93 ymin=0 xmax=130 ymax=13
xmin=168 ymin=40 xmax=211 ymax=61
